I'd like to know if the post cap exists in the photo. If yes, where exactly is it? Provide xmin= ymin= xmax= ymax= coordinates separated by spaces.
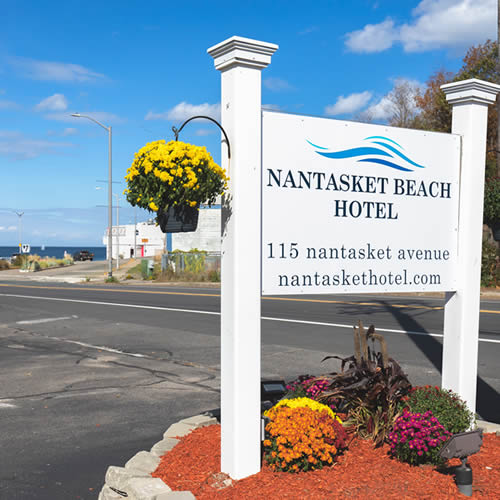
xmin=441 ymin=78 xmax=500 ymax=105
xmin=207 ymin=36 xmax=278 ymax=71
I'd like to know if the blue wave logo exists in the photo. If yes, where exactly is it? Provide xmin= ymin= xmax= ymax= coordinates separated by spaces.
xmin=307 ymin=135 xmax=425 ymax=172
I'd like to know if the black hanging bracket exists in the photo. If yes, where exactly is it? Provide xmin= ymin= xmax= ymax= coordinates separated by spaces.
xmin=172 ymin=115 xmax=231 ymax=159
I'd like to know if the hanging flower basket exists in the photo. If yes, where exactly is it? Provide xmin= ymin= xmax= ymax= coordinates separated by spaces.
xmin=124 ymin=140 xmax=228 ymax=233
xmin=158 ymin=204 xmax=199 ymax=233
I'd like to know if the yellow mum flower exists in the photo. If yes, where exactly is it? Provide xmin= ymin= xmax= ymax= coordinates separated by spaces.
xmin=265 ymin=397 xmax=341 ymax=422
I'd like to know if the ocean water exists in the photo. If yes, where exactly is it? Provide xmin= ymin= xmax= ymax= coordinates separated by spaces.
xmin=0 ymin=246 xmax=106 ymax=261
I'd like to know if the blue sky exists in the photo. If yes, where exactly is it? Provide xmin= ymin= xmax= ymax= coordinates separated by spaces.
xmin=0 ymin=0 xmax=496 ymax=245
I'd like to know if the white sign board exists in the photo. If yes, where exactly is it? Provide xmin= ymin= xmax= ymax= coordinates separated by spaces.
xmin=262 ymin=111 xmax=460 ymax=295
xmin=21 ymin=244 xmax=30 ymax=254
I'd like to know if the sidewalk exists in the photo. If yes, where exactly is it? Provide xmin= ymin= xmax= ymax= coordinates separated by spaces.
xmin=0 ymin=258 xmax=137 ymax=284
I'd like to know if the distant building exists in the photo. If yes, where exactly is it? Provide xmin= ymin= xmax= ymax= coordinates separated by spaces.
xmin=102 ymin=205 xmax=221 ymax=259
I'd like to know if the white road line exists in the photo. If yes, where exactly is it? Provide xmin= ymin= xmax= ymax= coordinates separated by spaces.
xmin=2 ymin=292 xmax=499 ymax=345
xmin=1 ymin=293 xmax=219 ymax=316
xmin=262 ymin=316 xmax=445 ymax=340
xmin=44 ymin=336 xmax=146 ymax=358
xmin=0 ymin=401 xmax=17 ymax=409
xmin=16 ymin=315 xmax=77 ymax=325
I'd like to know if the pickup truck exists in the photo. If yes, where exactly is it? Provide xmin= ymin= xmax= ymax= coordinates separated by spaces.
xmin=73 ymin=250 xmax=94 ymax=261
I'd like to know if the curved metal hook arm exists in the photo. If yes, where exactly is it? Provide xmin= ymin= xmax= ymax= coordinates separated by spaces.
xmin=172 ymin=115 xmax=231 ymax=159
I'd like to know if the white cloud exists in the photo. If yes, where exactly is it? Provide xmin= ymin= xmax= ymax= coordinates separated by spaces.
xmin=0 ymin=226 xmax=5 ymax=231
xmin=401 ymin=0 xmax=495 ymax=52
xmin=345 ymin=19 xmax=398 ymax=53
xmin=145 ymin=102 xmax=221 ymax=122
xmin=46 ymin=111 xmax=124 ymax=124
xmin=0 ymin=100 xmax=18 ymax=110
xmin=9 ymin=56 xmax=105 ymax=82
xmin=62 ymin=127 xmax=78 ymax=136
xmin=365 ymin=78 xmax=424 ymax=120
xmin=0 ymin=130 xmax=73 ymax=160
xmin=345 ymin=0 xmax=495 ymax=53
xmin=195 ymin=129 xmax=215 ymax=136
xmin=365 ymin=95 xmax=394 ymax=120
xmin=35 ymin=93 xmax=68 ymax=112
xmin=262 ymin=104 xmax=281 ymax=111
xmin=263 ymin=77 xmax=293 ymax=91
xmin=325 ymin=91 xmax=373 ymax=116
xmin=7 ymin=226 xmax=16 ymax=231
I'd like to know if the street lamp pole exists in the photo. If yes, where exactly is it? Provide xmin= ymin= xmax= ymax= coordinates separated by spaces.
xmin=72 ymin=113 xmax=113 ymax=278
xmin=134 ymin=206 xmax=137 ymax=259
xmin=14 ymin=211 xmax=24 ymax=252
xmin=113 ymin=193 xmax=120 ymax=270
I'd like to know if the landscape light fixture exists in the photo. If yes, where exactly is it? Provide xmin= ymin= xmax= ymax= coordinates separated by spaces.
xmin=260 ymin=379 xmax=287 ymax=441
xmin=439 ymin=429 xmax=483 ymax=497
xmin=72 ymin=112 xmax=113 ymax=277
xmin=261 ymin=379 xmax=287 ymax=406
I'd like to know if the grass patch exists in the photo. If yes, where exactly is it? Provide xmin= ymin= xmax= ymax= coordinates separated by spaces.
xmin=155 ymin=268 xmax=220 ymax=282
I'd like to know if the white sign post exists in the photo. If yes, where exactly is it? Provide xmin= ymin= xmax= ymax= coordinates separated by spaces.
xmin=440 ymin=79 xmax=500 ymax=414
xmin=208 ymin=36 xmax=278 ymax=480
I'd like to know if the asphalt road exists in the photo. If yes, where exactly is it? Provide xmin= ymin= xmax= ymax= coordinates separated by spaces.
xmin=0 ymin=280 xmax=499 ymax=499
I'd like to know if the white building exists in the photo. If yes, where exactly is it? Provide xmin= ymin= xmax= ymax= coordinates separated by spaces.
xmin=102 ymin=205 xmax=221 ymax=259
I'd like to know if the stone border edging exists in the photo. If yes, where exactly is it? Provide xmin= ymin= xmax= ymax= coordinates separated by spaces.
xmin=98 ymin=414 xmax=217 ymax=500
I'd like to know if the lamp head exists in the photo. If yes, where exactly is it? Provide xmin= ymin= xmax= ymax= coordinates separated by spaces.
xmin=439 ymin=430 xmax=483 ymax=460
xmin=261 ymin=379 xmax=287 ymax=405
xmin=71 ymin=113 xmax=81 ymax=117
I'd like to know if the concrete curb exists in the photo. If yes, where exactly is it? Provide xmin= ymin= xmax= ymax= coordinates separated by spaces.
xmin=477 ymin=419 xmax=500 ymax=435
xmin=98 ymin=414 xmax=217 ymax=500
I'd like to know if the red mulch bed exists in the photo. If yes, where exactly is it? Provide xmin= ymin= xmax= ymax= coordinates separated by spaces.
xmin=152 ymin=425 xmax=500 ymax=499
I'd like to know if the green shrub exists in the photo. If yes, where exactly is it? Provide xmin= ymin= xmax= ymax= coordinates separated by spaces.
xmin=105 ymin=276 xmax=119 ymax=283
xmin=11 ymin=255 xmax=27 ymax=267
xmin=0 ymin=259 xmax=10 ymax=270
xmin=208 ymin=269 xmax=220 ymax=282
xmin=484 ymin=176 xmax=500 ymax=225
xmin=399 ymin=385 xmax=474 ymax=434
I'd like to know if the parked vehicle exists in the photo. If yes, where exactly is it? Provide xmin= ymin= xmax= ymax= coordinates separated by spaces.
xmin=73 ymin=250 xmax=94 ymax=261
